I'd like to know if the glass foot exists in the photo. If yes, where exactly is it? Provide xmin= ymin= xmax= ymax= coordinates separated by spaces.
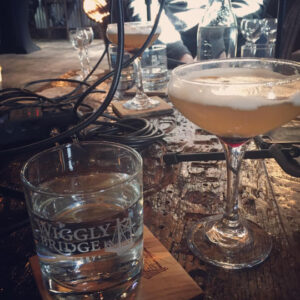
xmin=85 ymin=74 xmax=99 ymax=82
xmin=123 ymin=94 xmax=160 ymax=111
xmin=187 ymin=215 xmax=272 ymax=269
xmin=70 ymin=73 xmax=98 ymax=82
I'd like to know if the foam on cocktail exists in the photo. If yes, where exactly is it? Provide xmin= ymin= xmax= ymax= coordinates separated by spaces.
xmin=106 ymin=22 xmax=161 ymax=35
xmin=168 ymin=67 xmax=300 ymax=139
xmin=169 ymin=68 xmax=300 ymax=111
xmin=106 ymin=22 xmax=161 ymax=50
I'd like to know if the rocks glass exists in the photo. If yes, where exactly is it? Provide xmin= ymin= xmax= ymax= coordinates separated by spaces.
xmin=21 ymin=141 xmax=143 ymax=298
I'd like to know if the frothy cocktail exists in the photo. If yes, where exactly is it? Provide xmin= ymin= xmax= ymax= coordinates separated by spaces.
xmin=168 ymin=59 xmax=300 ymax=269
xmin=168 ymin=65 xmax=300 ymax=144
xmin=106 ymin=22 xmax=161 ymax=50
xmin=106 ymin=21 xmax=161 ymax=110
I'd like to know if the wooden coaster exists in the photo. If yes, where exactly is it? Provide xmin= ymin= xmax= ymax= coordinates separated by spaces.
xmin=30 ymin=226 xmax=202 ymax=300
xmin=112 ymin=96 xmax=173 ymax=118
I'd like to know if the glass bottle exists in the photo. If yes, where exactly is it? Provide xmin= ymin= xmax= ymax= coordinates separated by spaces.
xmin=197 ymin=0 xmax=238 ymax=60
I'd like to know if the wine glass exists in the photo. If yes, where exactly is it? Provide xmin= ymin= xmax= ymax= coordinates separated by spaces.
xmin=106 ymin=21 xmax=161 ymax=110
xmin=168 ymin=58 xmax=300 ymax=269
xmin=69 ymin=27 xmax=97 ymax=81
xmin=261 ymin=18 xmax=278 ymax=44
xmin=240 ymin=19 xmax=262 ymax=44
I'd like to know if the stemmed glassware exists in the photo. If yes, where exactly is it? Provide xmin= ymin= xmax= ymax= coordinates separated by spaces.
xmin=240 ymin=19 xmax=262 ymax=45
xmin=261 ymin=18 xmax=278 ymax=44
xmin=108 ymin=44 xmax=135 ymax=100
xmin=106 ymin=21 xmax=161 ymax=110
xmin=69 ymin=26 xmax=97 ymax=81
xmin=168 ymin=58 xmax=300 ymax=269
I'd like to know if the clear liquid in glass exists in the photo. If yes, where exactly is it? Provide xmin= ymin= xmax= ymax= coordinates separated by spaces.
xmin=30 ymin=172 xmax=143 ymax=297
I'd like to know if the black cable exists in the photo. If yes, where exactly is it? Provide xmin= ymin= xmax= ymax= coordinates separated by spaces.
xmin=0 ymin=84 xmax=103 ymax=120
xmin=84 ymin=41 xmax=109 ymax=82
xmin=0 ymin=0 xmax=125 ymax=155
xmin=20 ymin=30 xmax=109 ymax=105
xmin=22 ymin=45 xmax=107 ymax=102
xmin=73 ymin=0 xmax=166 ymax=112
xmin=83 ymin=117 xmax=165 ymax=151
xmin=0 ymin=0 xmax=166 ymax=155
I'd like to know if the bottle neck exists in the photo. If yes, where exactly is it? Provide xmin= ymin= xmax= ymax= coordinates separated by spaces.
xmin=203 ymin=0 xmax=237 ymax=27
xmin=210 ymin=0 xmax=233 ymax=6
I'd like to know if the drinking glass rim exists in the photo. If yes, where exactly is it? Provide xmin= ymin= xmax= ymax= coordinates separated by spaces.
xmin=107 ymin=21 xmax=161 ymax=33
xmin=108 ymin=21 xmax=155 ymax=27
xmin=20 ymin=141 xmax=143 ymax=196
xmin=262 ymin=17 xmax=278 ymax=21
xmin=241 ymin=44 xmax=275 ymax=49
xmin=170 ymin=58 xmax=300 ymax=86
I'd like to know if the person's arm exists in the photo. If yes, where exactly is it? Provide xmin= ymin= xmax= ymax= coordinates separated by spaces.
xmin=232 ymin=0 xmax=270 ymax=19
xmin=129 ymin=0 xmax=182 ymax=42
xmin=167 ymin=41 xmax=193 ymax=64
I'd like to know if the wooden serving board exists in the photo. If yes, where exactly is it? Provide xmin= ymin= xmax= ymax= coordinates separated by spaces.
xmin=30 ymin=226 xmax=203 ymax=300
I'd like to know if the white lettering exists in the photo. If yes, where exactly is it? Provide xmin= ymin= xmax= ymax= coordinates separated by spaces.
xmin=48 ymin=239 xmax=56 ymax=250
xmin=37 ymin=221 xmax=52 ymax=238
xmin=57 ymin=240 xmax=65 ymax=252
xmin=90 ymin=240 xmax=101 ymax=251
xmin=97 ymin=224 xmax=110 ymax=237
xmin=58 ymin=229 xmax=72 ymax=241
xmin=88 ymin=227 xmax=101 ymax=239
xmin=77 ymin=242 xmax=90 ymax=253
xmin=63 ymin=242 xmax=76 ymax=253
xmin=74 ymin=228 xmax=89 ymax=241
xmin=52 ymin=226 xmax=59 ymax=239
xmin=40 ymin=235 xmax=49 ymax=246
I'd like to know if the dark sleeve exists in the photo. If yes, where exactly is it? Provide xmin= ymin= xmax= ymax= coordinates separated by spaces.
xmin=166 ymin=41 xmax=192 ymax=68
xmin=167 ymin=41 xmax=191 ymax=60
xmin=232 ymin=0 xmax=271 ymax=19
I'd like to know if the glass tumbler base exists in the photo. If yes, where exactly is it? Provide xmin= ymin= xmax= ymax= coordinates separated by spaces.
xmin=46 ymin=272 xmax=141 ymax=300
xmin=187 ymin=215 xmax=272 ymax=269
xmin=123 ymin=95 xmax=160 ymax=111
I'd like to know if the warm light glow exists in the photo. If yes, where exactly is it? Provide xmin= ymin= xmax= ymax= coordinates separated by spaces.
xmin=83 ymin=0 xmax=109 ymax=23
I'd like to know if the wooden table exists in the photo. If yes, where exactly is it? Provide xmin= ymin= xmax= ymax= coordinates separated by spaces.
xmin=0 ymin=83 xmax=299 ymax=299
xmin=143 ymin=111 xmax=300 ymax=300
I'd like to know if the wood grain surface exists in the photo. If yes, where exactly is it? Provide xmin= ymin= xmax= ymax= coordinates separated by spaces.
xmin=1 ymin=74 xmax=299 ymax=300
xmin=142 ymin=112 xmax=300 ymax=300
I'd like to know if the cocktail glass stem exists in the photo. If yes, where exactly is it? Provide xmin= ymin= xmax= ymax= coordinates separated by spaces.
xmin=223 ymin=142 xmax=245 ymax=226
xmin=187 ymin=139 xmax=272 ymax=269
xmin=205 ymin=142 xmax=250 ymax=248
xmin=135 ymin=57 xmax=147 ymax=99
xmin=123 ymin=56 xmax=160 ymax=110
xmin=78 ymin=47 xmax=90 ymax=79
xmin=84 ymin=46 xmax=92 ymax=73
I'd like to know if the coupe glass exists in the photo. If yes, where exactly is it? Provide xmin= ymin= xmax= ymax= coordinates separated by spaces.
xmin=69 ymin=27 xmax=97 ymax=81
xmin=106 ymin=22 xmax=161 ymax=110
xmin=240 ymin=19 xmax=262 ymax=44
xmin=168 ymin=58 xmax=300 ymax=269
